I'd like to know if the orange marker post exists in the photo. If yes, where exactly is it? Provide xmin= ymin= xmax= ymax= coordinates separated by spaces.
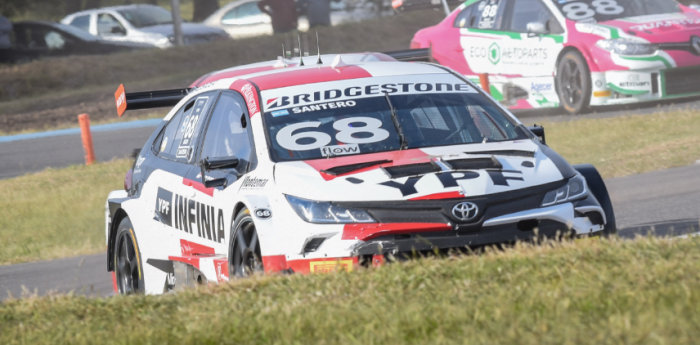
xmin=478 ymin=73 xmax=491 ymax=96
xmin=78 ymin=114 xmax=96 ymax=165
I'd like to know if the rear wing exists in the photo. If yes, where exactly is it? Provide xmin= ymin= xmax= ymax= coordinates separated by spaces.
xmin=115 ymin=84 xmax=191 ymax=116
xmin=383 ymin=48 xmax=432 ymax=62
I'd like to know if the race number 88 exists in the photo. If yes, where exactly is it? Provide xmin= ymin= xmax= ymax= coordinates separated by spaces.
xmin=276 ymin=117 xmax=390 ymax=151
xmin=562 ymin=0 xmax=623 ymax=21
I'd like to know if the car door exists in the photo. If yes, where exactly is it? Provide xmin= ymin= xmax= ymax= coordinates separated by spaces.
xmin=220 ymin=1 xmax=272 ymax=38
xmin=146 ymin=91 xmax=218 ymax=255
xmin=183 ymin=91 xmax=256 ymax=254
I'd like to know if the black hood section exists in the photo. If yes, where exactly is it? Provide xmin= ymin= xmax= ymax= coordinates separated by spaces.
xmin=534 ymin=140 xmax=577 ymax=179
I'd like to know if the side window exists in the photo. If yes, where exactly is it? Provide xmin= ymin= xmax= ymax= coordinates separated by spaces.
xmin=454 ymin=0 xmax=507 ymax=30
xmin=97 ymin=13 xmax=126 ymax=36
xmin=155 ymin=93 xmax=215 ymax=162
xmin=508 ymin=0 xmax=563 ymax=33
xmin=69 ymin=15 xmax=91 ymax=32
xmin=200 ymin=92 xmax=252 ymax=166
xmin=221 ymin=9 xmax=238 ymax=25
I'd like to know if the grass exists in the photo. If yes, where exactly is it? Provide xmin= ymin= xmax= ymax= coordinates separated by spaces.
xmin=0 ymin=110 xmax=698 ymax=265
xmin=537 ymin=109 xmax=700 ymax=178
xmin=2 ymin=236 xmax=700 ymax=344
xmin=0 ymin=159 xmax=132 ymax=265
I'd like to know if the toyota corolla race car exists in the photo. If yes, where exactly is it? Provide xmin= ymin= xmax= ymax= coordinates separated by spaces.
xmin=106 ymin=55 xmax=615 ymax=295
xmin=410 ymin=0 xmax=700 ymax=113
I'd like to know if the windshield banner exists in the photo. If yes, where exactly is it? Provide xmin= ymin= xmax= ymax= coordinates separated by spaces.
xmin=260 ymin=74 xmax=477 ymax=113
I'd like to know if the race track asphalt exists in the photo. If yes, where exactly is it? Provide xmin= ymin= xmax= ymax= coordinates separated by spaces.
xmin=1 ymin=164 xmax=698 ymax=301
xmin=1 ymin=99 xmax=699 ymax=300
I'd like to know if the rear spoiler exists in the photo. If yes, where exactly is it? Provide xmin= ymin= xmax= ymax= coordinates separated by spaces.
xmin=115 ymin=84 xmax=191 ymax=116
xmin=392 ymin=0 xmax=462 ymax=12
xmin=383 ymin=48 xmax=432 ymax=62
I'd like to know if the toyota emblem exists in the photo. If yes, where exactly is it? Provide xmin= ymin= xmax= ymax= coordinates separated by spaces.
xmin=451 ymin=202 xmax=479 ymax=222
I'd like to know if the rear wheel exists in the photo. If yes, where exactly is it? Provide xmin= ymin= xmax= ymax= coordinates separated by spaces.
xmin=228 ymin=208 xmax=264 ymax=278
xmin=114 ymin=217 xmax=145 ymax=295
xmin=556 ymin=50 xmax=592 ymax=115
xmin=574 ymin=164 xmax=617 ymax=237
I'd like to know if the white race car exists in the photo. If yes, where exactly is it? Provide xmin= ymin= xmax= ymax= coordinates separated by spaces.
xmin=107 ymin=54 xmax=615 ymax=295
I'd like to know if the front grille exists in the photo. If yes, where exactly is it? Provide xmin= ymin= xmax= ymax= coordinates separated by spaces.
xmin=664 ymin=67 xmax=700 ymax=96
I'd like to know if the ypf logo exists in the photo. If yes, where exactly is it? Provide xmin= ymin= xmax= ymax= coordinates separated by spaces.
xmin=451 ymin=202 xmax=479 ymax=222
xmin=489 ymin=42 xmax=501 ymax=65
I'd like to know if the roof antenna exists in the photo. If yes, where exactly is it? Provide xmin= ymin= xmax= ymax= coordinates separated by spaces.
xmin=298 ymin=34 xmax=305 ymax=66
xmin=275 ymin=44 xmax=288 ymax=68
xmin=316 ymin=31 xmax=323 ymax=65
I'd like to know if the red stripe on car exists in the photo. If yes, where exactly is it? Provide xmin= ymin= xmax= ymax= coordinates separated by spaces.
xmin=342 ymin=223 xmax=452 ymax=241
xmin=182 ymin=177 xmax=215 ymax=197
xmin=192 ymin=66 xmax=278 ymax=87
xmin=409 ymin=191 xmax=464 ymax=200
xmin=303 ymin=148 xmax=432 ymax=181
xmin=247 ymin=65 xmax=372 ymax=90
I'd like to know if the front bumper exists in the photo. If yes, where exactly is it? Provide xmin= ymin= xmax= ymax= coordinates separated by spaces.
xmin=270 ymin=189 xmax=605 ymax=273
xmin=591 ymin=65 xmax=700 ymax=106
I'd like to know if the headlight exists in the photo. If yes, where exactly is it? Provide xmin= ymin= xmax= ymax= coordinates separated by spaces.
xmin=286 ymin=195 xmax=376 ymax=224
xmin=541 ymin=174 xmax=588 ymax=207
xmin=596 ymin=39 xmax=657 ymax=56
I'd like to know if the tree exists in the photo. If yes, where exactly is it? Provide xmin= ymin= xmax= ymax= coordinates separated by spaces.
xmin=192 ymin=0 xmax=219 ymax=22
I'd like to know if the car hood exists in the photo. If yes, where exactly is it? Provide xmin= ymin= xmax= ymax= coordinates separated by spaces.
xmin=274 ymin=140 xmax=568 ymax=202
xmin=597 ymin=11 xmax=700 ymax=43
xmin=139 ymin=23 xmax=225 ymax=36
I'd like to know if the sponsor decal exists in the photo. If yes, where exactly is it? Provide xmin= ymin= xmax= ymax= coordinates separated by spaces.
xmin=488 ymin=42 xmax=500 ymax=65
xmin=630 ymin=19 xmax=700 ymax=31
xmin=531 ymin=82 xmax=553 ymax=93
xmin=239 ymin=176 xmax=269 ymax=190
xmin=115 ymin=84 xmax=127 ymax=117
xmin=266 ymin=83 xmax=474 ymax=110
xmin=177 ymin=96 xmax=210 ymax=158
xmin=471 ymin=44 xmax=547 ymax=66
xmin=379 ymin=170 xmax=523 ymax=196
xmin=254 ymin=209 xmax=272 ymax=219
xmin=240 ymin=82 xmax=260 ymax=115
xmin=271 ymin=109 xmax=289 ymax=117
xmin=321 ymin=144 xmax=360 ymax=157
xmin=293 ymin=100 xmax=356 ymax=114
xmin=154 ymin=187 xmax=226 ymax=243
xmin=619 ymin=81 xmax=650 ymax=88
xmin=310 ymin=259 xmax=354 ymax=273
xmin=160 ymin=137 xmax=168 ymax=152
xmin=134 ymin=155 xmax=146 ymax=174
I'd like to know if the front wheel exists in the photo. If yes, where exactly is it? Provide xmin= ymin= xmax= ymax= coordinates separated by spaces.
xmin=228 ymin=208 xmax=264 ymax=278
xmin=114 ymin=217 xmax=145 ymax=295
xmin=556 ymin=50 xmax=592 ymax=115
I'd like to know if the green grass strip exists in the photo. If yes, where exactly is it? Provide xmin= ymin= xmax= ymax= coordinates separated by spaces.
xmin=2 ymin=236 xmax=700 ymax=344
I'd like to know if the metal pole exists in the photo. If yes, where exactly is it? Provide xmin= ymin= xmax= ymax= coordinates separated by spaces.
xmin=440 ymin=0 xmax=450 ymax=16
xmin=170 ymin=0 xmax=184 ymax=46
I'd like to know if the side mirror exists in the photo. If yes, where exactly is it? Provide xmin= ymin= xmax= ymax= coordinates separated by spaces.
xmin=111 ymin=26 xmax=126 ymax=35
xmin=527 ymin=125 xmax=546 ymax=145
xmin=200 ymin=157 xmax=239 ymax=188
xmin=526 ymin=22 xmax=548 ymax=36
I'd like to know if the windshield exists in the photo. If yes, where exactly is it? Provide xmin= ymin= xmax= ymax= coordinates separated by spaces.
xmin=118 ymin=6 xmax=173 ymax=28
xmin=555 ymin=0 xmax=681 ymax=23
xmin=264 ymin=92 xmax=526 ymax=162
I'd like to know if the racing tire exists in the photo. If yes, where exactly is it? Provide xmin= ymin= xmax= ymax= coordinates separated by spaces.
xmin=574 ymin=164 xmax=617 ymax=237
xmin=556 ymin=50 xmax=592 ymax=115
xmin=114 ymin=217 xmax=145 ymax=295
xmin=228 ymin=208 xmax=264 ymax=278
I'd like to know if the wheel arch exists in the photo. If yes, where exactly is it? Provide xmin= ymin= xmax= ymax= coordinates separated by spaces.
xmin=107 ymin=208 xmax=129 ymax=272
xmin=573 ymin=163 xmax=617 ymax=234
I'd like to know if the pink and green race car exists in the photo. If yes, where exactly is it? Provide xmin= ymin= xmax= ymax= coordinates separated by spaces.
xmin=409 ymin=0 xmax=700 ymax=113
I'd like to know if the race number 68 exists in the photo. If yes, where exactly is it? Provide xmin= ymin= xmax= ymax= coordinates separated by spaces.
xmin=276 ymin=117 xmax=390 ymax=151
